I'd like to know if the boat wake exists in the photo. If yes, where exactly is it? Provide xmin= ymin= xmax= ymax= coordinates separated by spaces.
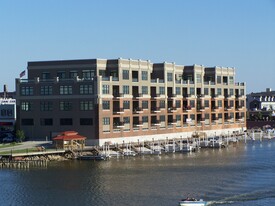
xmin=206 ymin=188 xmax=275 ymax=205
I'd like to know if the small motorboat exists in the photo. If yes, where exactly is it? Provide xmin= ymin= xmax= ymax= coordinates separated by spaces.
xmin=179 ymin=198 xmax=207 ymax=206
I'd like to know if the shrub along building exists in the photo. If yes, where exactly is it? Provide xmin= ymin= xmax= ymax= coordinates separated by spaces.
xmin=15 ymin=58 xmax=246 ymax=145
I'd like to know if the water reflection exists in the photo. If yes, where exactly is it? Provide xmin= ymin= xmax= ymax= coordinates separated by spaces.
xmin=1 ymin=140 xmax=275 ymax=206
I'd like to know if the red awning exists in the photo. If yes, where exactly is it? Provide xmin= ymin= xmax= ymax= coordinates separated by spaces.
xmin=52 ymin=131 xmax=86 ymax=141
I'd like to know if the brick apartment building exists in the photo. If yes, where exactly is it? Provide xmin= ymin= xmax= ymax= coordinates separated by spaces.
xmin=15 ymin=58 xmax=246 ymax=145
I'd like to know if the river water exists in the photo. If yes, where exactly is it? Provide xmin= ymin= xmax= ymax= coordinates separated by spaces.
xmin=1 ymin=139 xmax=275 ymax=206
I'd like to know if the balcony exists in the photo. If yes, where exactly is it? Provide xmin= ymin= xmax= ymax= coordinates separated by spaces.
xmin=197 ymin=94 xmax=205 ymax=98
xmin=169 ymin=119 xmax=177 ymax=125
xmin=224 ymin=106 xmax=232 ymax=111
xmin=197 ymin=106 xmax=205 ymax=112
xmin=113 ymin=122 xmax=125 ymax=129
xmin=236 ymin=105 xmax=244 ymax=110
xmin=151 ymin=107 xmax=161 ymax=113
xmin=211 ymin=106 xmax=219 ymax=111
xmin=133 ymin=107 xmax=143 ymax=114
xmin=168 ymin=107 xmax=177 ymax=113
xmin=134 ymin=121 xmax=143 ymax=127
xmin=153 ymin=94 xmax=165 ymax=99
xmin=198 ymin=118 xmax=205 ymax=123
xmin=225 ymin=117 xmax=234 ymax=122
xmin=151 ymin=121 xmax=161 ymax=126
xmin=168 ymin=94 xmax=177 ymax=99
xmin=113 ymin=93 xmax=125 ymax=99
xmin=136 ymin=93 xmax=147 ymax=99
xmin=183 ymin=106 xmax=192 ymax=112
xmin=113 ymin=108 xmax=124 ymax=114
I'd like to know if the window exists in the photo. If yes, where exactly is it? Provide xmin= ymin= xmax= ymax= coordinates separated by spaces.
xmin=102 ymin=85 xmax=109 ymax=94
xmin=176 ymin=87 xmax=181 ymax=95
xmin=60 ymin=118 xmax=73 ymax=125
xmin=217 ymin=88 xmax=222 ymax=96
xmin=230 ymin=100 xmax=234 ymax=107
xmin=102 ymin=101 xmax=110 ymax=110
xmin=142 ymin=116 xmax=148 ymax=123
xmin=80 ymin=85 xmax=93 ymax=94
xmin=80 ymin=101 xmax=93 ymax=110
xmin=175 ymin=100 xmax=181 ymax=108
xmin=142 ymin=86 xmax=148 ymax=94
xmin=82 ymin=70 xmax=95 ymax=80
xmin=57 ymin=71 xmax=66 ymax=79
xmin=196 ymin=74 xmax=202 ymax=83
xmin=190 ymin=100 xmax=195 ymax=108
xmin=204 ymin=100 xmax=209 ymax=108
xmin=190 ymin=87 xmax=195 ymax=95
xmin=176 ymin=115 xmax=181 ymax=121
xmin=99 ymin=70 xmax=106 ymax=77
xmin=217 ymin=76 xmax=222 ymax=84
xmin=60 ymin=85 xmax=72 ymax=95
xmin=204 ymin=88 xmax=209 ymax=95
xmin=42 ymin=72 xmax=50 ymax=79
xmin=218 ymin=113 xmax=222 ymax=119
xmin=159 ymin=87 xmax=165 ymax=95
xmin=70 ymin=71 xmax=78 ymax=79
xmin=123 ymin=85 xmax=129 ymax=94
xmin=0 ymin=109 xmax=13 ymax=117
xmin=60 ymin=101 xmax=72 ymax=111
xmin=103 ymin=117 xmax=110 ymax=125
xmin=21 ymin=102 xmax=31 ymax=111
xmin=142 ymin=71 xmax=148 ymax=80
xmin=21 ymin=119 xmax=34 ymax=125
xmin=218 ymin=100 xmax=222 ymax=107
xmin=142 ymin=101 xmax=148 ymax=109
xmin=190 ymin=114 xmax=195 ymax=121
xmin=240 ymin=89 xmax=245 ymax=96
xmin=80 ymin=118 xmax=93 ymax=125
xmin=124 ymin=117 xmax=130 ymax=124
xmin=122 ymin=70 xmax=129 ymax=80
xmin=229 ymin=76 xmax=234 ymax=85
xmin=160 ymin=100 xmax=165 ymax=108
xmin=40 ymin=86 xmax=53 ymax=95
xmin=40 ymin=102 xmax=53 ymax=111
xmin=167 ymin=72 xmax=173 ymax=81
xmin=21 ymin=86 xmax=33 ymax=96
xmin=230 ymin=89 xmax=234 ymax=96
xmin=205 ymin=113 xmax=210 ymax=120
xmin=123 ymin=101 xmax=130 ymax=109
xmin=160 ymin=115 xmax=165 ymax=122
xmin=40 ymin=118 xmax=53 ymax=126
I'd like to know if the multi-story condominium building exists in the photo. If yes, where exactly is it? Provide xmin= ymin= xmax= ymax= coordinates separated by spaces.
xmin=16 ymin=58 xmax=246 ymax=145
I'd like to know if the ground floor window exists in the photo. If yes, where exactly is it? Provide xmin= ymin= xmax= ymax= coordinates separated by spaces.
xmin=80 ymin=118 xmax=93 ymax=125
xmin=21 ymin=118 xmax=34 ymax=125
xmin=60 ymin=118 xmax=73 ymax=125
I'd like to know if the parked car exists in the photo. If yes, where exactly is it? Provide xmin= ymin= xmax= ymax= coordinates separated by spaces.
xmin=1 ymin=133 xmax=15 ymax=143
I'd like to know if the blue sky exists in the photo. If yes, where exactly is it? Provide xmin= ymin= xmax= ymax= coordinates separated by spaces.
xmin=0 ymin=0 xmax=274 ymax=93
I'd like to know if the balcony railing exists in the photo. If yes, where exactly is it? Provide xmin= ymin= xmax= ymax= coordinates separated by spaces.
xmin=151 ymin=121 xmax=161 ymax=126
xmin=151 ymin=107 xmax=161 ymax=113
xmin=113 ymin=122 xmax=125 ymax=128
xmin=168 ymin=107 xmax=177 ymax=112
xmin=133 ymin=121 xmax=143 ymax=127
xmin=133 ymin=107 xmax=143 ymax=114
xmin=113 ymin=108 xmax=124 ymax=114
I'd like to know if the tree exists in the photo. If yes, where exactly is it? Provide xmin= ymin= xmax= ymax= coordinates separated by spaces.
xmin=16 ymin=130 xmax=25 ymax=142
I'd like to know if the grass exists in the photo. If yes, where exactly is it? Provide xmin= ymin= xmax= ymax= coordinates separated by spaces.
xmin=0 ymin=147 xmax=62 ymax=155
xmin=0 ymin=148 xmax=38 ymax=155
